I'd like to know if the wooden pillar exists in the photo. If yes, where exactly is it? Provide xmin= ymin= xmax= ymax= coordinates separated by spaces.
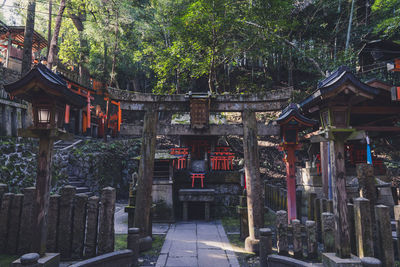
xmin=285 ymin=147 xmax=296 ymax=221
xmin=242 ymin=109 xmax=264 ymax=253
xmin=320 ymin=141 xmax=329 ymax=198
xmin=134 ymin=108 xmax=158 ymax=248
xmin=330 ymin=139 xmax=351 ymax=258
xmin=5 ymin=34 xmax=11 ymax=68
xmin=32 ymin=133 xmax=54 ymax=256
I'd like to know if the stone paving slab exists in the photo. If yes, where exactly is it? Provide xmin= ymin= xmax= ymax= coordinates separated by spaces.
xmin=156 ymin=221 xmax=239 ymax=267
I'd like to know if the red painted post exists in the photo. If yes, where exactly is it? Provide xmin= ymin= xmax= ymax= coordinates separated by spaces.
xmin=285 ymin=147 xmax=297 ymax=221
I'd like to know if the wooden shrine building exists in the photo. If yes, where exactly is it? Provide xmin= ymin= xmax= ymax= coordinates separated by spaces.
xmin=297 ymin=66 xmax=400 ymax=258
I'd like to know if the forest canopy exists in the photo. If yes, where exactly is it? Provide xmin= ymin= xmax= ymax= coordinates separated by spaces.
xmin=2 ymin=0 xmax=400 ymax=95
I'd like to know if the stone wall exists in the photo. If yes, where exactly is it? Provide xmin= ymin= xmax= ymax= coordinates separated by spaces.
xmin=0 ymin=185 xmax=116 ymax=260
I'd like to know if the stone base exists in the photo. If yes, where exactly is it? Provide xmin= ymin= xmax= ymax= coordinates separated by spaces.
xmin=139 ymin=236 xmax=153 ymax=252
xmin=244 ymin=237 xmax=259 ymax=255
xmin=12 ymin=253 xmax=60 ymax=267
xmin=321 ymin=253 xmax=362 ymax=267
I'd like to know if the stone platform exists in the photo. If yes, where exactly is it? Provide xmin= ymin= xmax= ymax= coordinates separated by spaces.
xmin=178 ymin=189 xmax=215 ymax=221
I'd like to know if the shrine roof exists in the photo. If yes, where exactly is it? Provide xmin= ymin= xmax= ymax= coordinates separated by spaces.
xmin=299 ymin=66 xmax=380 ymax=109
xmin=276 ymin=103 xmax=317 ymax=126
xmin=4 ymin=63 xmax=86 ymax=107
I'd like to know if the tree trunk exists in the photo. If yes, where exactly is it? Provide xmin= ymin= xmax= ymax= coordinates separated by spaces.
xmin=47 ymin=0 xmax=52 ymax=54
xmin=110 ymin=10 xmax=119 ymax=88
xmin=21 ymin=0 xmax=36 ymax=75
xmin=345 ymin=0 xmax=355 ymax=52
xmin=47 ymin=0 xmax=67 ymax=69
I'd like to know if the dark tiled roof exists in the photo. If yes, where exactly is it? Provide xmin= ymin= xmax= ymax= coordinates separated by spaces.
xmin=277 ymin=103 xmax=317 ymax=126
xmin=4 ymin=64 xmax=86 ymax=107
xmin=300 ymin=66 xmax=380 ymax=108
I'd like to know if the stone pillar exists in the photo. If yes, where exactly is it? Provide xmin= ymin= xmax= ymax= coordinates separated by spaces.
xmin=354 ymin=198 xmax=374 ymax=258
xmin=276 ymin=210 xmax=288 ymax=255
xmin=58 ymin=186 xmax=76 ymax=259
xmin=314 ymin=198 xmax=322 ymax=241
xmin=395 ymin=220 xmax=400 ymax=263
xmin=72 ymin=193 xmax=88 ymax=259
xmin=327 ymin=199 xmax=333 ymax=213
xmin=18 ymin=187 xmax=35 ymax=254
xmin=242 ymin=109 xmax=264 ymax=253
xmin=308 ymin=192 xmax=316 ymax=220
xmin=237 ymin=195 xmax=249 ymax=241
xmin=259 ymin=228 xmax=272 ymax=267
xmin=322 ymin=212 xmax=335 ymax=252
xmin=16 ymin=107 xmax=22 ymax=129
xmin=306 ymin=220 xmax=317 ymax=259
xmin=128 ymin=228 xmax=140 ymax=267
xmin=375 ymin=205 xmax=394 ymax=267
xmin=394 ymin=205 xmax=400 ymax=221
xmin=182 ymin=201 xmax=188 ymax=221
xmin=0 ymin=184 xmax=7 ymax=203
xmin=205 ymin=202 xmax=210 ymax=221
xmin=0 ymin=105 xmax=4 ymax=135
xmin=322 ymin=198 xmax=328 ymax=212
xmin=84 ymin=196 xmax=99 ymax=258
xmin=292 ymin=219 xmax=302 ymax=259
xmin=4 ymin=105 xmax=12 ymax=136
xmin=0 ymin=193 xmax=14 ymax=253
xmin=296 ymin=189 xmax=302 ymax=220
xmin=271 ymin=185 xmax=277 ymax=210
xmin=348 ymin=203 xmax=357 ymax=255
xmin=47 ymin=194 xmax=60 ymax=252
xmin=98 ymin=187 xmax=116 ymax=255
xmin=7 ymin=193 xmax=23 ymax=254
xmin=134 ymin=109 xmax=158 ymax=249
xmin=320 ymin=141 xmax=329 ymax=198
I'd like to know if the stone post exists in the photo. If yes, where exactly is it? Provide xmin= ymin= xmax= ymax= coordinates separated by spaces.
xmin=128 ymin=228 xmax=140 ymax=267
xmin=292 ymin=219 xmax=302 ymax=259
xmin=259 ymin=228 xmax=272 ymax=267
xmin=394 ymin=205 xmax=400 ymax=221
xmin=271 ymin=185 xmax=277 ymax=210
xmin=308 ymin=192 xmax=316 ymax=220
xmin=348 ymin=203 xmax=357 ymax=255
xmin=58 ymin=186 xmax=76 ymax=259
xmin=354 ymin=198 xmax=374 ymax=258
xmin=98 ymin=187 xmax=116 ymax=255
xmin=374 ymin=205 xmax=394 ymax=267
xmin=18 ymin=187 xmax=35 ymax=254
xmin=327 ymin=199 xmax=333 ymax=213
xmin=17 ymin=253 xmax=40 ymax=267
xmin=84 ymin=196 xmax=99 ymax=258
xmin=0 ymin=193 xmax=14 ymax=253
xmin=321 ymin=198 xmax=327 ymax=212
xmin=321 ymin=212 xmax=335 ymax=252
xmin=72 ymin=193 xmax=88 ymax=259
xmin=182 ymin=201 xmax=188 ymax=221
xmin=296 ymin=189 xmax=302 ymax=219
xmin=306 ymin=220 xmax=317 ymax=259
xmin=47 ymin=194 xmax=60 ymax=252
xmin=276 ymin=210 xmax=288 ymax=255
xmin=242 ymin=109 xmax=264 ymax=253
xmin=314 ymin=198 xmax=322 ymax=241
xmin=4 ymin=105 xmax=11 ymax=136
xmin=7 ymin=193 xmax=23 ymax=254
xmin=134 ymin=109 xmax=158 ymax=250
xmin=395 ymin=220 xmax=400 ymax=263
xmin=237 ymin=196 xmax=249 ymax=240
xmin=0 ymin=184 xmax=7 ymax=203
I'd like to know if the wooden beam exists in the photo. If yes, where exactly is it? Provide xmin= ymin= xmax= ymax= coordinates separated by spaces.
xmin=355 ymin=126 xmax=400 ymax=132
xmin=109 ymin=87 xmax=291 ymax=112
xmin=351 ymin=106 xmax=400 ymax=114
xmin=120 ymin=123 xmax=280 ymax=136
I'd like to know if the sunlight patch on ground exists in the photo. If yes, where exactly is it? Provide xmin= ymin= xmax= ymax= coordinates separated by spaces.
xmin=198 ymin=240 xmax=253 ymax=254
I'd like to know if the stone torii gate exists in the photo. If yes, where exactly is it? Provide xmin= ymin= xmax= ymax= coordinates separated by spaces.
xmin=108 ymin=87 xmax=291 ymax=252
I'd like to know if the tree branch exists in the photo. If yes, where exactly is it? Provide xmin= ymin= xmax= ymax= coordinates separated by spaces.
xmin=244 ymin=21 xmax=327 ymax=77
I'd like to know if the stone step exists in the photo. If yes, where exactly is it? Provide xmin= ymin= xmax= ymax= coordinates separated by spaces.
xmin=76 ymin=187 xmax=90 ymax=194
xmin=69 ymin=181 xmax=85 ymax=187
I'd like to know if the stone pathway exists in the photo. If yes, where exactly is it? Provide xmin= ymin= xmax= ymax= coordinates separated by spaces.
xmin=156 ymin=221 xmax=239 ymax=267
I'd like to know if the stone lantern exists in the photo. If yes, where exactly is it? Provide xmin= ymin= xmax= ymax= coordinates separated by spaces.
xmin=276 ymin=103 xmax=317 ymax=221
xmin=4 ymin=64 xmax=85 ymax=257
